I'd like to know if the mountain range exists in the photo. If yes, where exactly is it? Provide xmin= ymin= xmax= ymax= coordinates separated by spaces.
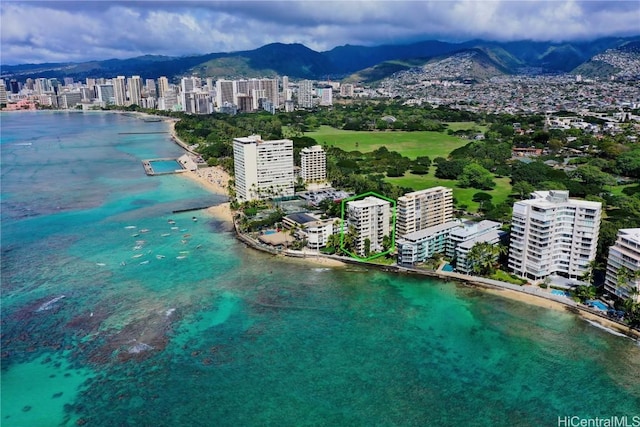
xmin=2 ymin=37 xmax=639 ymax=83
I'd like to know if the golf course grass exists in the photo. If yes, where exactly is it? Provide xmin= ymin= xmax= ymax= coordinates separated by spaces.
xmin=300 ymin=124 xmax=512 ymax=213
xmin=304 ymin=126 xmax=468 ymax=159
xmin=385 ymin=170 xmax=513 ymax=212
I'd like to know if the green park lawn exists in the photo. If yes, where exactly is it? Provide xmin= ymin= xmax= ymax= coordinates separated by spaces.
xmin=299 ymin=124 xmax=511 ymax=213
xmin=443 ymin=121 xmax=487 ymax=133
xmin=304 ymin=126 xmax=468 ymax=159
xmin=386 ymin=170 xmax=513 ymax=212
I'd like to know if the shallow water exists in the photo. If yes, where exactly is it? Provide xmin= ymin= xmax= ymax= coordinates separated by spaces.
xmin=2 ymin=111 xmax=639 ymax=426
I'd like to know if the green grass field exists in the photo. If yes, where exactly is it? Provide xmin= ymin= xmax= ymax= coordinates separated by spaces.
xmin=386 ymin=170 xmax=513 ymax=212
xmin=304 ymin=126 xmax=468 ymax=159
xmin=443 ymin=121 xmax=487 ymax=133
xmin=299 ymin=124 xmax=511 ymax=212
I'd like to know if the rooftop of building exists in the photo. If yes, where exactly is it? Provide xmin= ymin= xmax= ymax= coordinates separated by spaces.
xmin=450 ymin=220 xmax=502 ymax=238
xmin=457 ymin=229 xmax=506 ymax=250
xmin=618 ymin=228 xmax=640 ymax=244
xmin=517 ymin=190 xmax=602 ymax=208
xmin=348 ymin=196 xmax=390 ymax=208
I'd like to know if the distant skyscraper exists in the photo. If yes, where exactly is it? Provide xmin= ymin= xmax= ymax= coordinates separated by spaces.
xmin=113 ymin=76 xmax=127 ymax=106
xmin=318 ymin=87 xmax=332 ymax=106
xmin=145 ymin=78 xmax=157 ymax=98
xmin=128 ymin=76 xmax=142 ymax=106
xmin=97 ymin=84 xmax=115 ymax=104
xmin=282 ymin=76 xmax=290 ymax=102
xmin=157 ymin=76 xmax=170 ymax=99
xmin=298 ymin=80 xmax=313 ymax=108
xmin=0 ymin=84 xmax=8 ymax=105
xmin=216 ymin=80 xmax=236 ymax=108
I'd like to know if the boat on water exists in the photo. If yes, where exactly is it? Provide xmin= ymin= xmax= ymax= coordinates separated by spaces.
xmin=131 ymin=233 xmax=140 ymax=237
xmin=168 ymin=220 xmax=176 ymax=224
xmin=132 ymin=253 xmax=144 ymax=258
xmin=96 ymin=263 xmax=106 ymax=266
xmin=171 ymin=226 xmax=179 ymax=230
xmin=156 ymin=254 xmax=166 ymax=259
xmin=161 ymin=233 xmax=171 ymax=237
xmin=125 ymin=225 xmax=136 ymax=229
xmin=140 ymin=229 xmax=150 ymax=233
xmin=176 ymin=255 xmax=187 ymax=259
xmin=139 ymin=260 xmax=150 ymax=265
xmin=192 ymin=217 xmax=198 ymax=222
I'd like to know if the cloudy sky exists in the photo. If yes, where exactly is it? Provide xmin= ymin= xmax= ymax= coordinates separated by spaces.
xmin=1 ymin=0 xmax=639 ymax=65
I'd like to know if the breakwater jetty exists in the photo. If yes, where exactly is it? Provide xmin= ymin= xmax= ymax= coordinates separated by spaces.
xmin=119 ymin=131 xmax=169 ymax=135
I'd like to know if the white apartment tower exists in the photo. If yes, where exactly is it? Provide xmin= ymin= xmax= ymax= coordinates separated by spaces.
xmin=233 ymin=135 xmax=294 ymax=203
xmin=298 ymin=80 xmax=314 ymax=108
xmin=605 ymin=228 xmax=640 ymax=302
xmin=300 ymin=145 xmax=327 ymax=183
xmin=113 ymin=76 xmax=127 ymax=106
xmin=216 ymin=80 xmax=237 ymax=108
xmin=508 ymin=190 xmax=602 ymax=281
xmin=157 ymin=76 xmax=170 ymax=99
xmin=128 ymin=76 xmax=142 ymax=106
xmin=347 ymin=196 xmax=391 ymax=257
xmin=396 ymin=187 xmax=454 ymax=237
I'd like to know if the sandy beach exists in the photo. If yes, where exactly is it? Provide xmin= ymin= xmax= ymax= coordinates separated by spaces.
xmin=479 ymin=285 xmax=640 ymax=339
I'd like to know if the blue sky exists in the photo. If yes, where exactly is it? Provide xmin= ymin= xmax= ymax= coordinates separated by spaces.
xmin=1 ymin=0 xmax=639 ymax=65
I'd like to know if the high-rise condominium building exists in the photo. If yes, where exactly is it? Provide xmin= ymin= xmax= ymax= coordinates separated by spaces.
xmin=508 ymin=190 xmax=602 ymax=281
xmin=396 ymin=187 xmax=454 ymax=237
xmin=157 ymin=77 xmax=170 ymax=99
xmin=298 ymin=80 xmax=314 ymax=108
xmin=216 ymin=80 xmax=236 ymax=108
xmin=233 ymin=135 xmax=294 ymax=203
xmin=112 ymin=76 xmax=127 ymax=106
xmin=300 ymin=145 xmax=327 ymax=183
xmin=128 ymin=76 xmax=142 ymax=106
xmin=604 ymin=228 xmax=640 ymax=302
xmin=347 ymin=196 xmax=391 ymax=257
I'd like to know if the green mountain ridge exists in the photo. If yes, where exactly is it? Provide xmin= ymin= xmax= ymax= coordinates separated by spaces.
xmin=2 ymin=37 xmax=639 ymax=82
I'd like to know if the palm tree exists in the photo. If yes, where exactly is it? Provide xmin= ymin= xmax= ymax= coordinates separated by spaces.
xmin=579 ymin=260 xmax=603 ymax=285
xmin=466 ymin=242 xmax=500 ymax=276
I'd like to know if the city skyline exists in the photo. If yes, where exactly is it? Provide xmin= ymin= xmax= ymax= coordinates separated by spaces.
xmin=1 ymin=0 xmax=639 ymax=65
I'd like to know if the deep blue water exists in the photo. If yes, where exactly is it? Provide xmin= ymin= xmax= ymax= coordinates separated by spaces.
xmin=1 ymin=111 xmax=639 ymax=426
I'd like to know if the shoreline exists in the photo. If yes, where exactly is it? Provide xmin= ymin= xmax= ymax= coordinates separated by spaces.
xmin=166 ymin=117 xmax=638 ymax=341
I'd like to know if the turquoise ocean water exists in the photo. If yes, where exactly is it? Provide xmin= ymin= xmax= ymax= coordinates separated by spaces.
xmin=1 ymin=111 xmax=639 ymax=426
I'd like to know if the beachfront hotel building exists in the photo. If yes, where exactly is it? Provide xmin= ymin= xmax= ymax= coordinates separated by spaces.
xmin=396 ymin=187 xmax=454 ymax=237
xmin=233 ymin=135 xmax=294 ymax=203
xmin=508 ymin=190 xmax=602 ymax=282
xmin=347 ymin=196 xmax=391 ymax=257
xmin=300 ymin=145 xmax=327 ymax=183
xmin=604 ymin=228 xmax=640 ymax=302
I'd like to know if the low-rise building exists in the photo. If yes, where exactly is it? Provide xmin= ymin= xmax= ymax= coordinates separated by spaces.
xmin=396 ymin=220 xmax=462 ymax=265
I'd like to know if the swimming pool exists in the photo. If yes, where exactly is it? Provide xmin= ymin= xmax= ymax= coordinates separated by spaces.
xmin=149 ymin=160 xmax=183 ymax=174
xmin=442 ymin=264 xmax=454 ymax=272
xmin=587 ymin=300 xmax=608 ymax=311
xmin=551 ymin=289 xmax=571 ymax=298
